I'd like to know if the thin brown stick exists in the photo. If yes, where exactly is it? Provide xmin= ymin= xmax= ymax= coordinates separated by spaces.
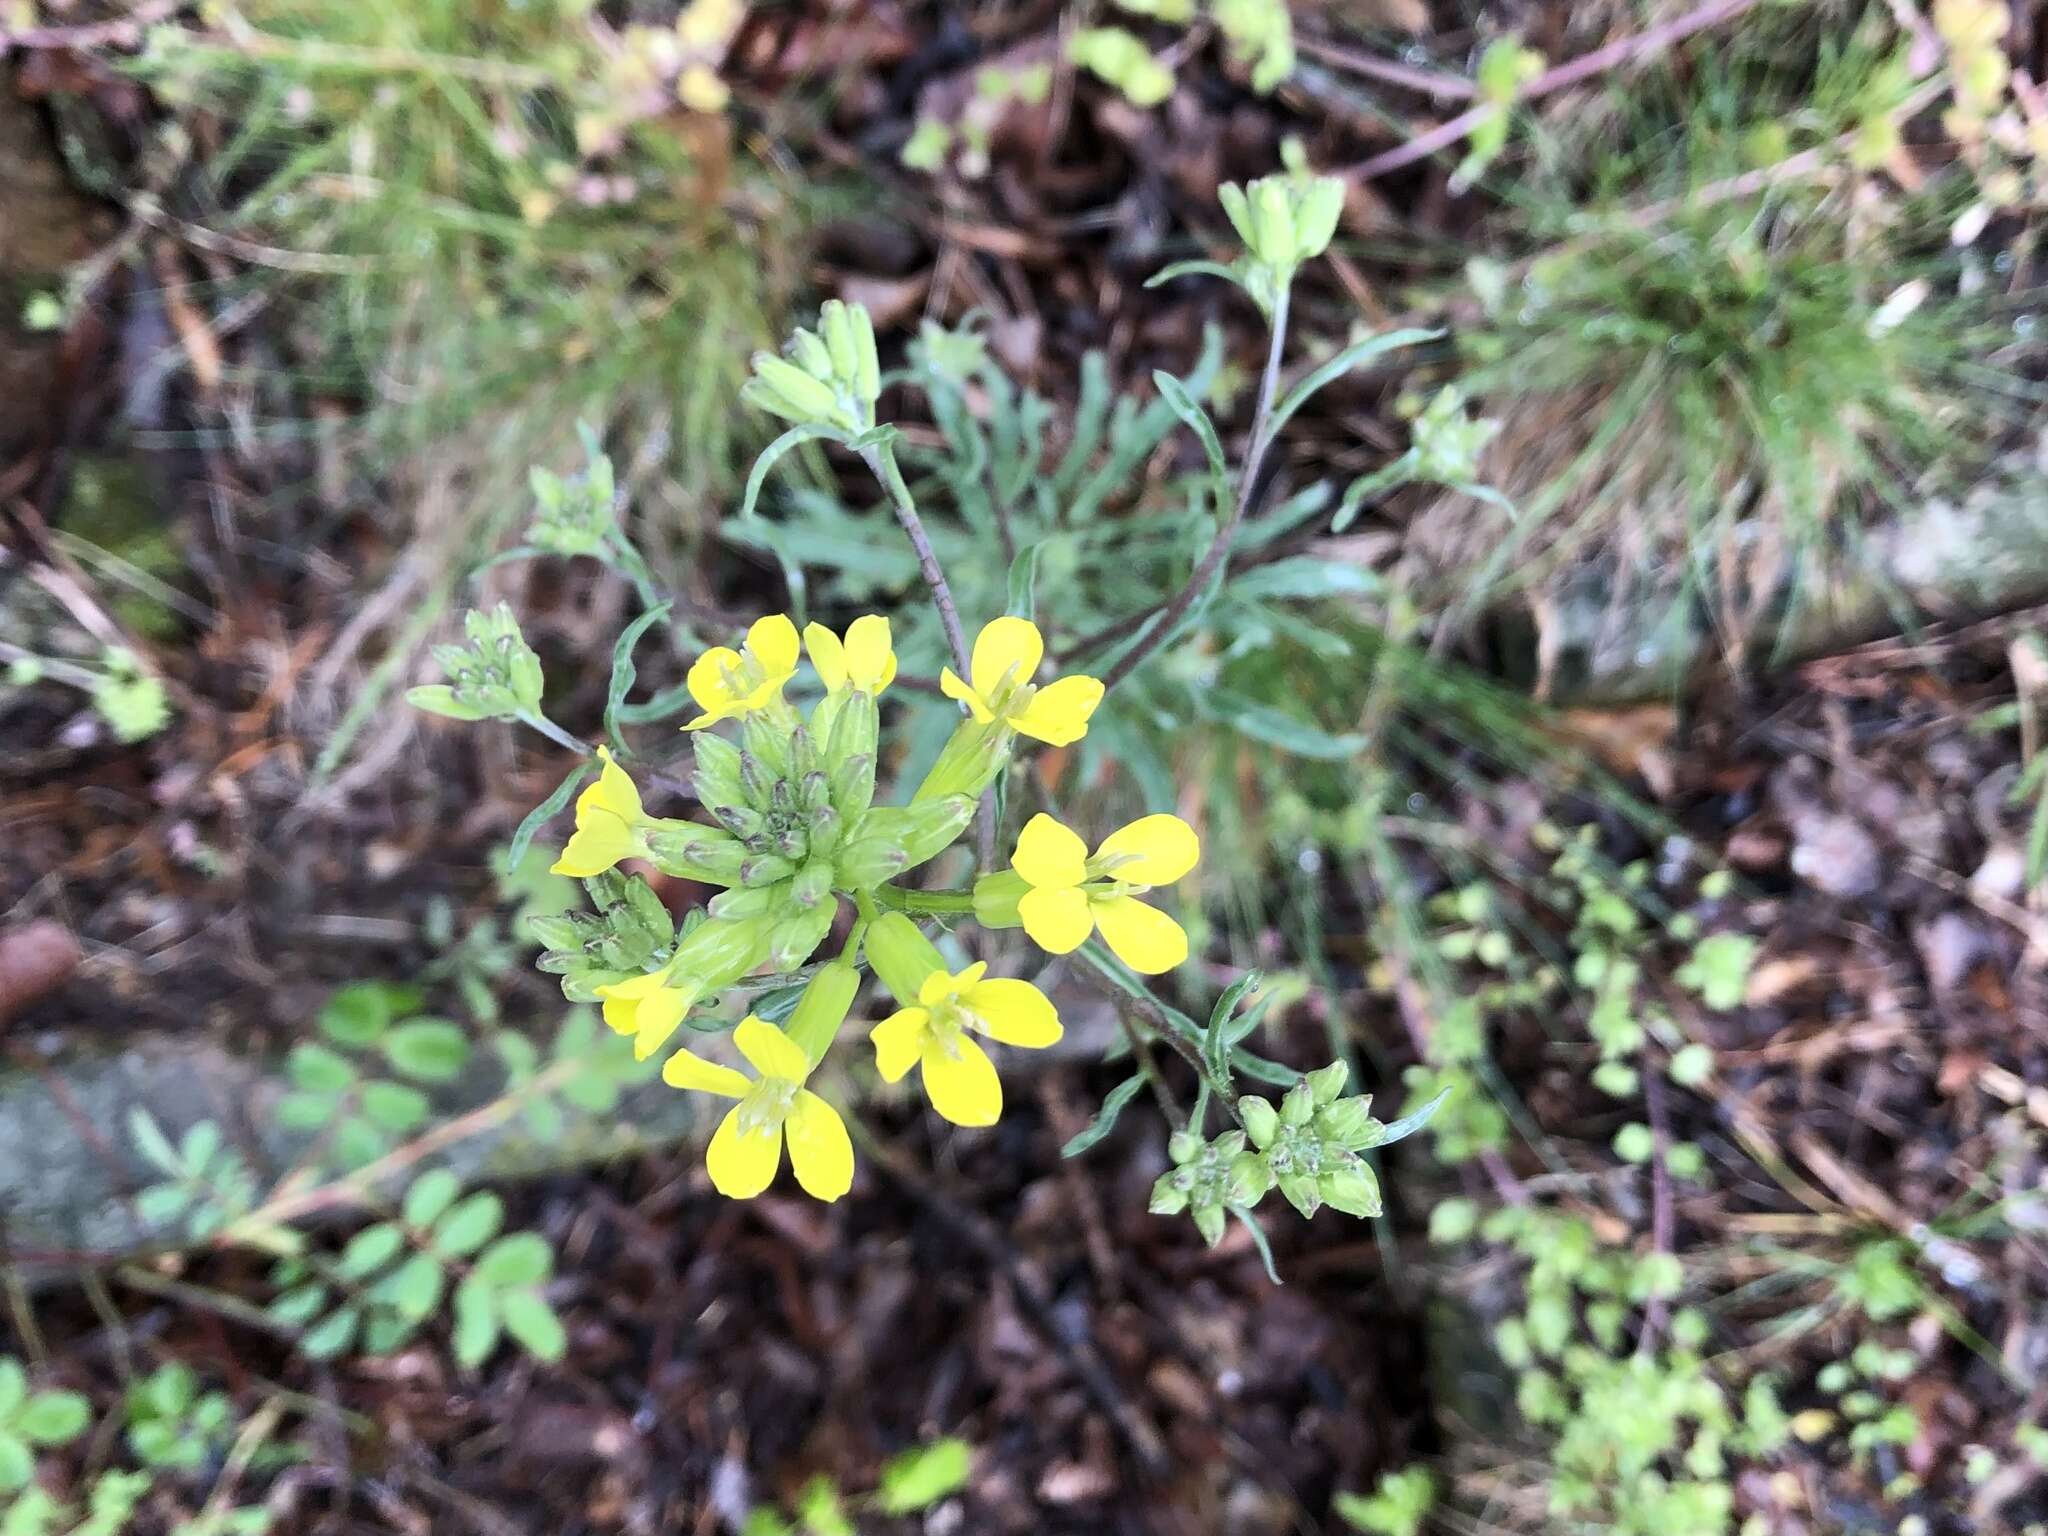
xmin=1639 ymin=1070 xmax=1677 ymax=1352
xmin=1098 ymin=284 xmax=1292 ymax=694
xmin=1296 ymin=34 xmax=1479 ymax=100
xmin=1343 ymin=0 xmax=1762 ymax=182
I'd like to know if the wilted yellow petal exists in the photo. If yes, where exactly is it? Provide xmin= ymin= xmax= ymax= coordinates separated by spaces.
xmin=844 ymin=614 xmax=896 ymax=693
xmin=747 ymin=614 xmax=801 ymax=679
xmin=661 ymin=1048 xmax=750 ymax=1098
xmin=939 ymin=667 xmax=995 ymax=722
xmin=920 ymin=1033 xmax=1002 ymax=1127
xmin=870 ymin=1008 xmax=929 ymax=1082
xmin=1094 ymin=813 xmax=1199 ymax=886
xmin=786 ymin=1090 xmax=855 ymax=1200
xmin=1012 ymin=813 xmax=1087 ymax=890
xmin=804 ymin=621 xmax=848 ymax=692
xmin=966 ymin=977 xmax=1064 ymax=1049
xmin=1092 ymin=895 xmax=1188 ymax=974
xmin=734 ymin=1015 xmax=809 ymax=1081
xmin=631 ymin=985 xmax=692 ymax=1060
xmin=1019 ymin=885 xmax=1094 ymax=954
xmin=969 ymin=616 xmax=1044 ymax=701
xmin=1010 ymin=674 xmax=1103 ymax=746
xmin=552 ymin=815 xmax=635 ymax=878
xmin=705 ymin=1105 xmax=781 ymax=1198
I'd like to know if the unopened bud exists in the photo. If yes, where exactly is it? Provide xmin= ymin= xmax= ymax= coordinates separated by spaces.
xmin=1240 ymin=1095 xmax=1279 ymax=1148
xmin=692 ymin=732 xmax=746 ymax=813
xmin=766 ymin=898 xmax=836 ymax=971
xmin=644 ymin=821 xmax=745 ymax=885
xmin=785 ymin=958 xmax=860 ymax=1065
xmin=1318 ymin=1163 xmax=1382 ymax=1219
xmin=863 ymin=911 xmax=948 ymax=1005
xmin=1306 ymin=1060 xmax=1349 ymax=1107
xmin=972 ymin=870 xmax=1027 ymax=929
xmin=739 ymin=853 xmax=796 ymax=888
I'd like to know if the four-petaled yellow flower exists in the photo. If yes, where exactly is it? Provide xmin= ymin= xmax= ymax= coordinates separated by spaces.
xmin=940 ymin=617 xmax=1103 ymax=747
xmin=664 ymin=1016 xmax=855 ymax=1200
xmin=551 ymin=747 xmax=644 ymax=877
xmin=804 ymin=615 xmax=897 ymax=696
xmin=1012 ymin=812 xmax=1200 ymax=974
xmin=871 ymin=963 xmax=1063 ymax=1126
xmin=683 ymin=614 xmax=801 ymax=730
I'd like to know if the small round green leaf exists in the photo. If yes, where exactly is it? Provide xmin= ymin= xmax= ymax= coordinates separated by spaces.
xmin=15 ymin=1391 xmax=90 ymax=1446
xmin=382 ymin=1020 xmax=471 ymax=1083
xmin=498 ymin=1291 xmax=566 ymax=1362
xmin=432 ymin=1193 xmax=504 ymax=1257
xmin=0 ymin=1433 xmax=33 ymax=1492
xmin=287 ymin=1044 xmax=356 ymax=1095
xmin=299 ymin=1307 xmax=361 ymax=1360
xmin=875 ymin=1437 xmax=972 ymax=1514
xmin=359 ymin=1081 xmax=431 ymax=1133
xmin=337 ymin=1223 xmax=404 ymax=1280
xmin=403 ymin=1169 xmax=461 ymax=1229
xmin=475 ymin=1233 xmax=551 ymax=1289
xmin=452 ymin=1281 xmax=501 ymax=1368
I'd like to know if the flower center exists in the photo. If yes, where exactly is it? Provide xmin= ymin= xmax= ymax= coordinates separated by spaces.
xmin=736 ymin=1077 xmax=798 ymax=1134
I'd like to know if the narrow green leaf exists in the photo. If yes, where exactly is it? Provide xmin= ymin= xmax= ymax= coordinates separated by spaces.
xmin=1006 ymin=541 xmax=1043 ymax=624
xmin=1204 ymin=972 xmax=1264 ymax=1083
xmin=1145 ymin=258 xmax=1248 ymax=291
xmin=1366 ymin=1086 xmax=1452 ymax=1149
xmin=298 ymin=1307 xmax=361 ymax=1360
xmin=1152 ymin=370 xmax=1229 ymax=509
xmin=739 ymin=424 xmax=844 ymax=522
xmin=452 ymin=1281 xmax=501 ymax=1368
xmin=603 ymin=600 xmax=673 ymax=753
xmin=508 ymin=759 xmax=595 ymax=874
xmin=1231 ymin=1207 xmax=1284 ymax=1285
xmin=1198 ymin=688 xmax=1364 ymax=760
xmin=1266 ymin=328 xmax=1441 ymax=444
xmin=127 ymin=1109 xmax=180 ymax=1176
xmin=1061 ymin=1073 xmax=1149 ymax=1159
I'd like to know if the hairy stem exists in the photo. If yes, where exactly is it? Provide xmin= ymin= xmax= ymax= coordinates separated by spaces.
xmin=1099 ymin=282 xmax=1292 ymax=695
xmin=875 ymin=885 xmax=977 ymax=914
xmin=863 ymin=441 xmax=972 ymax=679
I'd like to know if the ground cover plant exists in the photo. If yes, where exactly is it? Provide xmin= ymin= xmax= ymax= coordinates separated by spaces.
xmin=1 ymin=0 xmax=2046 ymax=1533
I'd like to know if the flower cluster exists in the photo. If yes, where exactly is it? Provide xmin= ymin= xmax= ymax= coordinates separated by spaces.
xmin=532 ymin=609 xmax=1201 ymax=1202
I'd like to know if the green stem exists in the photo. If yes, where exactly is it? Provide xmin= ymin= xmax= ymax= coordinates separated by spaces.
xmin=517 ymin=711 xmax=591 ymax=756
xmin=873 ymin=885 xmax=977 ymax=914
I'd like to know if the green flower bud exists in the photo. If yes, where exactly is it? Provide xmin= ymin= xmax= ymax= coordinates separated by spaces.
xmin=972 ymin=870 xmax=1028 ymax=929
xmin=1149 ymin=1171 xmax=1190 ymax=1216
xmin=708 ymin=883 xmax=780 ymax=920
xmin=767 ymin=897 xmax=837 ymax=972
xmin=669 ymin=910 xmax=774 ymax=995
xmin=1252 ymin=177 xmax=1294 ymax=265
xmin=789 ymin=326 xmax=833 ymax=379
xmin=1319 ymin=1163 xmax=1381 ymax=1219
xmin=712 ymin=803 xmax=768 ymax=841
xmin=409 ymin=603 xmax=548 ymax=724
xmin=1280 ymin=1080 xmax=1317 ymax=1128
xmin=1240 ymin=1095 xmax=1279 ymax=1149
xmin=835 ymin=796 xmax=975 ymax=890
xmin=808 ymin=804 xmax=844 ymax=858
xmin=643 ymin=820 xmax=746 ymax=884
xmin=692 ymin=732 xmax=747 ymax=814
xmin=738 ymin=749 xmax=776 ymax=810
xmin=820 ymin=300 xmax=859 ymax=386
xmin=740 ymin=712 xmax=792 ymax=783
xmin=1314 ymin=1094 xmax=1381 ymax=1150
xmin=746 ymin=353 xmax=847 ymax=428
xmin=1217 ymin=182 xmax=1257 ymax=254
xmin=1192 ymin=1203 xmax=1228 ymax=1247
xmin=528 ymin=914 xmax=588 ymax=952
xmin=788 ymin=859 xmax=835 ymax=910
xmin=1229 ymin=1151 xmax=1274 ymax=1205
xmin=619 ymin=874 xmax=673 ymax=946
xmin=863 ymin=911 xmax=948 ymax=1004
xmin=1306 ymin=1060 xmax=1349 ymax=1106
xmin=786 ymin=725 xmax=819 ymax=782
xmin=739 ymin=853 xmax=797 ymax=888
xmin=913 ymin=718 xmax=1009 ymax=802
xmin=1167 ymin=1130 xmax=1205 ymax=1165
xmin=1291 ymin=176 xmax=1343 ymax=261
xmin=1277 ymin=1172 xmax=1321 ymax=1218
xmin=785 ymin=957 xmax=861 ymax=1065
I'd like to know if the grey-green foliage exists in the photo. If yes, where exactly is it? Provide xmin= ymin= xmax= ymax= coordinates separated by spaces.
xmin=275 ymin=983 xmax=467 ymax=1171
xmin=0 ymin=1362 xmax=90 ymax=1494
xmin=124 ymin=1364 xmax=233 ymax=1472
xmin=406 ymin=603 xmax=547 ymax=724
xmin=130 ymin=1111 xmax=260 ymax=1240
xmin=1335 ymin=1465 xmax=1435 ymax=1536
xmin=270 ymin=1171 xmax=564 ymax=1367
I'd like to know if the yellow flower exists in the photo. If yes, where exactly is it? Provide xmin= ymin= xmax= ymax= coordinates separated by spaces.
xmin=1011 ymin=812 xmax=1199 ymax=974
xmin=594 ymin=964 xmax=701 ymax=1061
xmin=682 ymin=614 xmax=801 ymax=730
xmin=663 ymin=1016 xmax=854 ymax=1200
xmin=551 ymin=747 xmax=644 ymax=877
xmin=939 ymin=617 xmax=1103 ymax=747
xmin=804 ymin=615 xmax=897 ymax=695
xmin=870 ymin=963 xmax=1063 ymax=1126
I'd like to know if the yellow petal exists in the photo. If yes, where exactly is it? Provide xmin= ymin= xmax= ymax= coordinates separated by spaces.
xmin=919 ymin=961 xmax=983 ymax=1008
xmin=964 ymin=977 xmax=1064 ymax=1049
xmin=631 ymin=985 xmax=692 ymax=1060
xmin=734 ymin=1015 xmax=809 ymax=1082
xmin=1019 ymin=885 xmax=1094 ymax=955
xmin=1012 ymin=813 xmax=1088 ymax=890
xmin=747 ymin=614 xmax=801 ymax=679
xmin=685 ymin=646 xmax=743 ymax=720
xmin=786 ymin=1089 xmax=855 ymax=1200
xmin=939 ymin=667 xmax=994 ymax=723
xmin=1010 ymin=674 xmax=1103 ymax=746
xmin=920 ymin=1032 xmax=1002 ymax=1127
xmin=705 ymin=1104 xmax=781 ymax=1199
xmin=844 ymin=614 xmax=896 ymax=693
xmin=969 ymin=615 xmax=1044 ymax=701
xmin=599 ymin=991 xmax=640 ymax=1036
xmin=804 ymin=621 xmax=848 ymax=692
xmin=1092 ymin=895 xmax=1188 ymax=975
xmin=661 ymin=1048 xmax=750 ymax=1098
xmin=551 ymin=814 xmax=635 ymax=878
xmin=870 ymin=1008 xmax=929 ymax=1082
xmin=591 ymin=745 xmax=644 ymax=821
xmin=1093 ymin=813 xmax=1199 ymax=885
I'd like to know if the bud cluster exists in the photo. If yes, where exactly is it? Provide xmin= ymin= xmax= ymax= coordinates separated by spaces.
xmin=1239 ymin=1061 xmax=1387 ymax=1220
xmin=408 ymin=603 xmax=547 ymax=724
xmin=1148 ymin=1129 xmax=1268 ymax=1246
xmin=532 ymin=872 xmax=677 ymax=1001
xmin=1217 ymin=173 xmax=1343 ymax=312
xmin=525 ymin=440 xmax=617 ymax=558
xmin=740 ymin=299 xmax=882 ymax=434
